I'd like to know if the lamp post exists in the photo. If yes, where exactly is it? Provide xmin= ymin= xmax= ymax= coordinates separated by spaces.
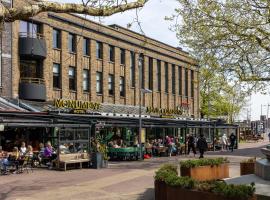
xmin=138 ymin=53 xmax=152 ymax=159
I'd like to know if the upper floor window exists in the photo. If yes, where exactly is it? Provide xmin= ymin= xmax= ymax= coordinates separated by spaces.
xmin=69 ymin=67 xmax=76 ymax=90
xmin=165 ymin=62 xmax=168 ymax=93
xmin=178 ymin=66 xmax=182 ymax=95
xmin=96 ymin=41 xmax=103 ymax=59
xmin=109 ymin=45 xmax=115 ymax=62
xmin=108 ymin=74 xmax=114 ymax=95
xmin=130 ymin=51 xmax=135 ymax=87
xmin=83 ymin=69 xmax=89 ymax=92
xmin=53 ymin=29 xmax=61 ymax=49
xmin=83 ymin=38 xmax=90 ymax=56
xmin=191 ymin=70 xmax=194 ymax=97
xmin=172 ymin=64 xmax=176 ymax=94
xmin=139 ymin=54 xmax=144 ymax=89
xmin=148 ymin=57 xmax=153 ymax=90
xmin=53 ymin=63 xmax=61 ymax=89
xmin=96 ymin=72 xmax=102 ymax=94
xmin=120 ymin=49 xmax=125 ymax=65
xmin=185 ymin=68 xmax=189 ymax=96
xmin=68 ymin=33 xmax=76 ymax=53
xmin=19 ymin=21 xmax=41 ymax=38
xmin=120 ymin=76 xmax=125 ymax=97
xmin=157 ymin=60 xmax=161 ymax=92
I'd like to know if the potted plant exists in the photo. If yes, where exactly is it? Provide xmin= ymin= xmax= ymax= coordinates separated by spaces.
xmin=240 ymin=157 xmax=256 ymax=176
xmin=91 ymin=138 xmax=103 ymax=169
xmin=154 ymin=165 xmax=256 ymax=200
xmin=99 ymin=143 xmax=109 ymax=168
xmin=180 ymin=158 xmax=229 ymax=181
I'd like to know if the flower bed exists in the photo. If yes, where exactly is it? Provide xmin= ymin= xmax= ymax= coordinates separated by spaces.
xmin=180 ymin=158 xmax=229 ymax=181
xmin=155 ymin=164 xmax=256 ymax=200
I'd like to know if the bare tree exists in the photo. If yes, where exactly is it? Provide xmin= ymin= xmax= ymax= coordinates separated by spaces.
xmin=0 ymin=0 xmax=148 ymax=22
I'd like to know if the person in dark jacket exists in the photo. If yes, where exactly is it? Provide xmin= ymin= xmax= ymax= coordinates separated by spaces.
xmin=197 ymin=133 xmax=208 ymax=158
xmin=229 ymin=133 xmax=237 ymax=152
xmin=187 ymin=134 xmax=196 ymax=156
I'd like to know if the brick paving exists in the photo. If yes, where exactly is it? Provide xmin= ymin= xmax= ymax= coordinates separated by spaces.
xmin=0 ymin=140 xmax=268 ymax=200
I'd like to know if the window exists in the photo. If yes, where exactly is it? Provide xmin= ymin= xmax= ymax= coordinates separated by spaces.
xmin=120 ymin=49 xmax=125 ymax=65
xmin=96 ymin=41 xmax=103 ymax=59
xmin=83 ymin=69 xmax=89 ymax=92
xmin=148 ymin=57 xmax=153 ymax=90
xmin=96 ymin=72 xmax=102 ymax=94
xmin=120 ymin=76 xmax=125 ymax=97
xmin=139 ymin=54 xmax=144 ymax=89
xmin=130 ymin=51 xmax=135 ymax=87
xmin=53 ymin=29 xmax=61 ymax=49
xmin=68 ymin=33 xmax=76 ymax=53
xmin=157 ymin=60 xmax=161 ymax=92
xmin=185 ymin=68 xmax=189 ymax=96
xmin=191 ymin=70 xmax=194 ymax=97
xmin=69 ymin=67 xmax=76 ymax=90
xmin=83 ymin=38 xmax=90 ymax=56
xmin=108 ymin=74 xmax=114 ymax=95
xmin=178 ymin=66 xmax=182 ymax=95
xmin=53 ymin=63 xmax=61 ymax=89
xmin=20 ymin=60 xmax=41 ymax=78
xmin=172 ymin=64 xmax=176 ymax=94
xmin=109 ymin=45 xmax=115 ymax=62
xmin=165 ymin=62 xmax=168 ymax=93
xmin=19 ymin=21 xmax=40 ymax=38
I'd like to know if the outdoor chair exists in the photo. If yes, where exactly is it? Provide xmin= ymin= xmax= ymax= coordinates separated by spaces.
xmin=19 ymin=156 xmax=34 ymax=173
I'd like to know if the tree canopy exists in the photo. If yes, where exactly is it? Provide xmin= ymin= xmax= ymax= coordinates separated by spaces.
xmin=0 ymin=0 xmax=147 ymax=22
xmin=170 ymin=0 xmax=270 ymax=82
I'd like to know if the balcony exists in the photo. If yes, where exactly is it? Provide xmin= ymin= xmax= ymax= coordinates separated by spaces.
xmin=19 ymin=32 xmax=47 ymax=59
xmin=19 ymin=78 xmax=46 ymax=101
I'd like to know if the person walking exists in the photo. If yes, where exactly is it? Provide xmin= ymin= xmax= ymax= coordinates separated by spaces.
xmin=229 ymin=133 xmax=237 ymax=152
xmin=221 ymin=134 xmax=228 ymax=151
xmin=197 ymin=133 xmax=208 ymax=158
xmin=187 ymin=134 xmax=196 ymax=157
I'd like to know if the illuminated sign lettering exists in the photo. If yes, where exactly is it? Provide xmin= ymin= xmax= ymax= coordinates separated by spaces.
xmin=54 ymin=99 xmax=101 ymax=110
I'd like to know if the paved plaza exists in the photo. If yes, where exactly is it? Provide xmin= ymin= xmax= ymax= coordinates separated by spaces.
xmin=0 ymin=140 xmax=269 ymax=200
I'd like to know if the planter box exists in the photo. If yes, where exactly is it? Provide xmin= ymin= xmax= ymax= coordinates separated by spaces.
xmin=240 ymin=162 xmax=255 ymax=176
xmin=91 ymin=152 xmax=103 ymax=169
xmin=180 ymin=164 xmax=229 ymax=181
xmin=155 ymin=180 xmax=167 ymax=200
xmin=166 ymin=186 xmax=256 ymax=200
xmin=102 ymin=160 xmax=108 ymax=168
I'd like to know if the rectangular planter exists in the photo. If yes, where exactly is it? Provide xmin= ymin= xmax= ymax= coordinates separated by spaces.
xmin=240 ymin=162 xmax=255 ymax=176
xmin=166 ymin=186 xmax=256 ymax=200
xmin=155 ymin=180 xmax=167 ymax=200
xmin=180 ymin=164 xmax=229 ymax=181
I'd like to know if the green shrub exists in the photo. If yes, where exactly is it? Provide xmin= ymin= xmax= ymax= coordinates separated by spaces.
xmin=159 ymin=164 xmax=178 ymax=174
xmin=180 ymin=157 xmax=229 ymax=168
xmin=240 ymin=157 xmax=256 ymax=163
xmin=155 ymin=164 xmax=178 ymax=182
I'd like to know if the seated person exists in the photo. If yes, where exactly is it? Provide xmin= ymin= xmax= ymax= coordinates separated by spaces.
xmin=20 ymin=142 xmax=27 ymax=156
xmin=1 ymin=147 xmax=20 ymax=173
xmin=112 ymin=141 xmax=120 ymax=148
xmin=43 ymin=142 xmax=56 ymax=168
xmin=25 ymin=145 xmax=34 ymax=158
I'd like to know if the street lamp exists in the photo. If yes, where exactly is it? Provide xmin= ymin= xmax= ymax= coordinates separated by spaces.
xmin=138 ymin=53 xmax=152 ymax=159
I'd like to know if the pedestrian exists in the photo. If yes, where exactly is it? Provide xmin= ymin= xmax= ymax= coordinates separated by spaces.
xmin=229 ymin=133 xmax=237 ymax=152
xmin=187 ymin=134 xmax=196 ymax=156
xmin=197 ymin=133 xmax=208 ymax=158
xmin=221 ymin=134 xmax=228 ymax=151
xmin=268 ymin=132 xmax=270 ymax=142
xmin=165 ymin=136 xmax=173 ymax=157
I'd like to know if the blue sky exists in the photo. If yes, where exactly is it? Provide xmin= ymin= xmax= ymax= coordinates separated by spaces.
xmin=60 ymin=0 xmax=268 ymax=121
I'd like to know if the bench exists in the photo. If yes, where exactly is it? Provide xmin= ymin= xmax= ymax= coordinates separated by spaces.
xmin=56 ymin=153 xmax=90 ymax=171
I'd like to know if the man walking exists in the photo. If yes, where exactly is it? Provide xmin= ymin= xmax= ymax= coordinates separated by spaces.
xmin=229 ymin=133 xmax=236 ymax=152
xmin=221 ymin=134 xmax=228 ymax=151
xmin=187 ymin=134 xmax=196 ymax=157
xmin=197 ymin=133 xmax=208 ymax=158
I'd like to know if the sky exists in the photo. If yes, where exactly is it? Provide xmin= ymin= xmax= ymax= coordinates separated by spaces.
xmin=60 ymin=0 xmax=269 ymax=121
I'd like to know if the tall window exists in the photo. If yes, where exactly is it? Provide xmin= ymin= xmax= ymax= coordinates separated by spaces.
xmin=19 ymin=21 xmax=40 ymax=38
xmin=178 ymin=66 xmax=182 ymax=95
xmin=139 ymin=54 xmax=144 ymax=89
xmin=130 ymin=51 xmax=135 ymax=87
xmin=165 ymin=62 xmax=168 ymax=93
xmin=157 ymin=60 xmax=161 ymax=92
xmin=108 ymin=74 xmax=114 ymax=95
xmin=68 ymin=33 xmax=76 ymax=53
xmin=109 ymin=45 xmax=115 ymax=62
xmin=83 ymin=69 xmax=89 ymax=92
xmin=120 ymin=76 xmax=125 ymax=97
xmin=185 ymin=68 xmax=189 ymax=96
xmin=53 ymin=63 xmax=61 ymax=89
xmin=53 ymin=29 xmax=61 ymax=49
xmin=148 ymin=57 xmax=153 ymax=90
xmin=120 ymin=49 xmax=125 ymax=65
xmin=96 ymin=41 xmax=103 ymax=59
xmin=191 ymin=70 xmax=194 ymax=97
xmin=69 ymin=67 xmax=76 ymax=90
xmin=172 ymin=64 xmax=176 ymax=94
xmin=83 ymin=38 xmax=90 ymax=56
xmin=96 ymin=72 xmax=102 ymax=94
